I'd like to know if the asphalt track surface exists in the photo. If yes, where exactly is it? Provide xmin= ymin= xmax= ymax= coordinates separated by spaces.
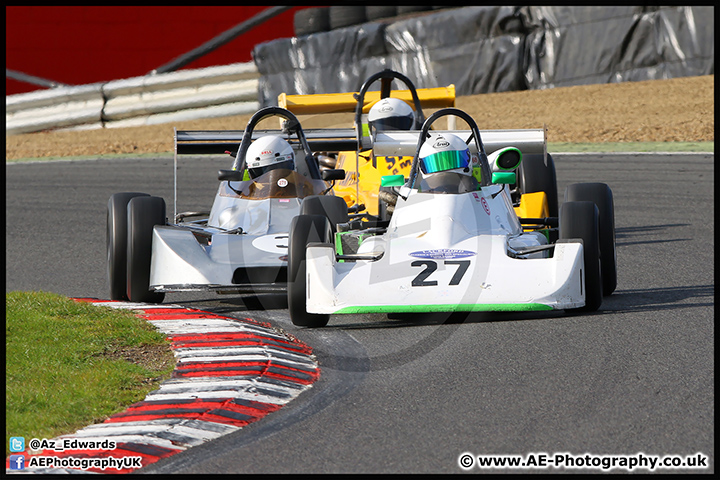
xmin=6 ymin=152 xmax=714 ymax=473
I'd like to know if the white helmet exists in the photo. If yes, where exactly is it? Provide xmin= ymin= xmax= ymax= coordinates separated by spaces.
xmin=418 ymin=132 xmax=472 ymax=176
xmin=246 ymin=135 xmax=295 ymax=179
xmin=368 ymin=97 xmax=415 ymax=132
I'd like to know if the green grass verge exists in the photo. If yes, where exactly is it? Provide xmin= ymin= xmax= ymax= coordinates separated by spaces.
xmin=5 ymin=291 xmax=175 ymax=457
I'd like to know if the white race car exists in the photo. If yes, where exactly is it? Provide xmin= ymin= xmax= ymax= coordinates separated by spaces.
xmin=287 ymin=107 xmax=617 ymax=326
xmin=106 ymin=106 xmax=347 ymax=303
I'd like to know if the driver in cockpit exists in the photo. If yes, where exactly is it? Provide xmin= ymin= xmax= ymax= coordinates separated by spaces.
xmin=246 ymin=135 xmax=296 ymax=179
xmin=416 ymin=132 xmax=479 ymax=194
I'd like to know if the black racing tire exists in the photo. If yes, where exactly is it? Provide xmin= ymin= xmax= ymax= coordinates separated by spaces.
xmin=517 ymin=153 xmax=559 ymax=218
xmin=365 ymin=6 xmax=397 ymax=21
xmin=287 ymin=214 xmax=332 ymax=327
xmin=300 ymin=195 xmax=349 ymax=231
xmin=564 ymin=183 xmax=617 ymax=295
xmin=559 ymin=201 xmax=603 ymax=312
xmin=294 ymin=7 xmax=330 ymax=37
xmin=107 ymin=192 xmax=149 ymax=300
xmin=329 ymin=6 xmax=367 ymax=30
xmin=126 ymin=196 xmax=166 ymax=303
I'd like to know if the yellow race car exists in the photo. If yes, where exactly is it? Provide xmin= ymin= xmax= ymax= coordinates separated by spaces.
xmin=278 ymin=69 xmax=558 ymax=235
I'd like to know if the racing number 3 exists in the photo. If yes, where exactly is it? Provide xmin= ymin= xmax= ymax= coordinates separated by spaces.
xmin=411 ymin=260 xmax=470 ymax=286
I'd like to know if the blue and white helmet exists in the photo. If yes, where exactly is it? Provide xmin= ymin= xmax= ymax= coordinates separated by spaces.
xmin=418 ymin=132 xmax=472 ymax=176
xmin=368 ymin=97 xmax=415 ymax=132
xmin=246 ymin=135 xmax=295 ymax=179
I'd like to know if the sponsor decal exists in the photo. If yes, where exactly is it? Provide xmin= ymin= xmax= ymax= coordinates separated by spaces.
xmin=277 ymin=178 xmax=288 ymax=188
xmin=433 ymin=137 xmax=450 ymax=149
xmin=481 ymin=197 xmax=490 ymax=215
xmin=409 ymin=249 xmax=476 ymax=260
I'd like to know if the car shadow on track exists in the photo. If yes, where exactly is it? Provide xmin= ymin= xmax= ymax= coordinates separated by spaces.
xmin=175 ymin=293 xmax=662 ymax=331
xmin=321 ymin=309 xmax=575 ymax=330
xmin=175 ymin=293 xmax=289 ymax=313
xmin=599 ymin=284 xmax=713 ymax=313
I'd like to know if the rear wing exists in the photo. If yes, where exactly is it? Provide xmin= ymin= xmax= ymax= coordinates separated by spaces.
xmin=174 ymin=128 xmax=359 ymax=156
xmin=278 ymin=85 xmax=456 ymax=116
xmin=372 ymin=129 xmax=547 ymax=157
xmin=279 ymin=85 xmax=457 ymax=134
xmin=174 ymin=127 xmax=547 ymax=157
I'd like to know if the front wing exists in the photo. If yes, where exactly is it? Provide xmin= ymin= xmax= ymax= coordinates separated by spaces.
xmin=304 ymin=236 xmax=587 ymax=314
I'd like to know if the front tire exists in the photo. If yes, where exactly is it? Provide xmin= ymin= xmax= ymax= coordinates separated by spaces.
xmin=564 ymin=183 xmax=617 ymax=295
xmin=287 ymin=214 xmax=332 ymax=327
xmin=126 ymin=196 xmax=166 ymax=303
xmin=107 ymin=192 xmax=149 ymax=300
xmin=560 ymin=200 xmax=602 ymax=312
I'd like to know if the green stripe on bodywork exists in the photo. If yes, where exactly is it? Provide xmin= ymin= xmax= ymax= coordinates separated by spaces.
xmin=334 ymin=303 xmax=554 ymax=314
xmin=335 ymin=231 xmax=344 ymax=255
xmin=334 ymin=231 xmax=344 ymax=263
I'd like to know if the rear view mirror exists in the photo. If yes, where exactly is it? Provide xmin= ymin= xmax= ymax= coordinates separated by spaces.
xmin=381 ymin=174 xmax=405 ymax=187
xmin=322 ymin=169 xmax=346 ymax=181
xmin=492 ymin=172 xmax=516 ymax=184
xmin=218 ymin=169 xmax=244 ymax=181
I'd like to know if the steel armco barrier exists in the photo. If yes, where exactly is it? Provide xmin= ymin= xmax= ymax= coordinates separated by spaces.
xmin=6 ymin=62 xmax=260 ymax=136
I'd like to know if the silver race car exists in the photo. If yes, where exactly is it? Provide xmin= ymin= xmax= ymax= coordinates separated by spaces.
xmin=287 ymin=107 xmax=617 ymax=327
xmin=106 ymin=106 xmax=347 ymax=303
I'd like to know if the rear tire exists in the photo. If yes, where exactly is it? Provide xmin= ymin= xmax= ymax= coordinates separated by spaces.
xmin=517 ymin=153 xmax=559 ymax=218
xmin=126 ymin=196 xmax=166 ymax=303
xmin=287 ymin=215 xmax=332 ymax=327
xmin=559 ymin=201 xmax=602 ymax=312
xmin=564 ymin=183 xmax=617 ymax=295
xmin=107 ymin=192 xmax=149 ymax=300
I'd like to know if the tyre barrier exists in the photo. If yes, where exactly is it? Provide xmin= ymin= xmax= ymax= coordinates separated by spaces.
xmin=6 ymin=299 xmax=320 ymax=474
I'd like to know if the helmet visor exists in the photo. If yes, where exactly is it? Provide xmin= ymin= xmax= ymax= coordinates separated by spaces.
xmin=370 ymin=115 xmax=414 ymax=131
xmin=419 ymin=150 xmax=471 ymax=174
xmin=248 ymin=159 xmax=295 ymax=179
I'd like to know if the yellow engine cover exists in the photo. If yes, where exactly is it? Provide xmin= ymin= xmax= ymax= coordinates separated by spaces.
xmin=332 ymin=150 xmax=414 ymax=216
